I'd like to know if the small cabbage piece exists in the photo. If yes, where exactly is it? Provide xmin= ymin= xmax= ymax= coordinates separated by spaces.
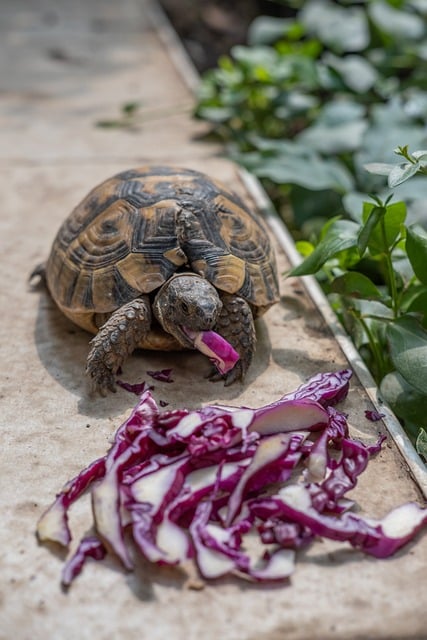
xmin=281 ymin=369 xmax=352 ymax=406
xmin=36 ymin=369 xmax=427 ymax=587
xmin=116 ymin=379 xmax=153 ymax=395
xmin=37 ymin=457 xmax=106 ymax=546
xmin=192 ymin=330 xmax=240 ymax=374
xmin=61 ymin=537 xmax=106 ymax=587
xmin=365 ymin=409 xmax=385 ymax=422
xmin=147 ymin=368 xmax=174 ymax=383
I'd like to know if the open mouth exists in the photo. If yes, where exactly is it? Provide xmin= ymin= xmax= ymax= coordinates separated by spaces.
xmin=181 ymin=327 xmax=239 ymax=375
xmin=179 ymin=325 xmax=198 ymax=349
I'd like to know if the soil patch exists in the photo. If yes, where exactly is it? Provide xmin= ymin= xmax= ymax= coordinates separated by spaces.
xmin=159 ymin=0 xmax=293 ymax=71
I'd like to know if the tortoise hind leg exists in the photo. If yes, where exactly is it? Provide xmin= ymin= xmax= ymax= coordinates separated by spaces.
xmin=209 ymin=293 xmax=256 ymax=386
xmin=86 ymin=296 xmax=152 ymax=395
xmin=29 ymin=262 xmax=47 ymax=287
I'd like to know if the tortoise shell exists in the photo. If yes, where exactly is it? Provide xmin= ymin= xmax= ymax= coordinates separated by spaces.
xmin=46 ymin=166 xmax=279 ymax=334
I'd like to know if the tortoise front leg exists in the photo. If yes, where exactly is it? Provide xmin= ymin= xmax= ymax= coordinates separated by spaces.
xmin=86 ymin=296 xmax=152 ymax=395
xmin=209 ymin=293 xmax=256 ymax=385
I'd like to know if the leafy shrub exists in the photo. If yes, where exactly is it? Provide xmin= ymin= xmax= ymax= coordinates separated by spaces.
xmin=195 ymin=0 xmax=427 ymax=232
xmin=289 ymin=148 xmax=427 ymax=456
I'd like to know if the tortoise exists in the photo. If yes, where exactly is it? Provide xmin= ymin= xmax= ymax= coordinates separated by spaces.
xmin=33 ymin=166 xmax=279 ymax=394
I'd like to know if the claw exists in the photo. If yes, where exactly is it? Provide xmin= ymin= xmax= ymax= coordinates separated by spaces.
xmin=206 ymin=367 xmax=223 ymax=383
xmin=86 ymin=363 xmax=117 ymax=396
xmin=223 ymin=364 xmax=244 ymax=386
xmin=207 ymin=360 xmax=244 ymax=385
xmin=223 ymin=360 xmax=245 ymax=386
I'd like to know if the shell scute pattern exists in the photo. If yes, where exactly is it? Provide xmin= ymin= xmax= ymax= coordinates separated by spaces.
xmin=46 ymin=166 xmax=279 ymax=326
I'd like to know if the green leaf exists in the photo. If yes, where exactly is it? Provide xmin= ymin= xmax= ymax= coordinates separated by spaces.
xmin=231 ymin=45 xmax=278 ymax=71
xmin=353 ymin=102 xmax=427 ymax=192
xmin=409 ymin=1 xmax=427 ymax=14
xmin=195 ymin=106 xmax=235 ymax=123
xmin=301 ymin=1 xmax=369 ymax=53
xmin=416 ymin=428 xmax=427 ymax=460
xmin=342 ymin=191 xmax=365 ymax=221
xmin=317 ymin=100 xmax=365 ymax=125
xmin=369 ymin=1 xmax=425 ymax=40
xmin=405 ymin=91 xmax=427 ymax=120
xmin=285 ymin=91 xmax=319 ymax=114
xmin=289 ymin=219 xmax=358 ymax=276
xmin=391 ymin=175 xmax=427 ymax=204
xmin=290 ymin=187 xmax=342 ymax=227
xmin=297 ymin=118 xmax=367 ymax=154
xmin=323 ymin=53 xmax=378 ymax=93
xmin=412 ymin=149 xmax=427 ymax=161
xmin=253 ymin=152 xmax=354 ymax=192
xmin=248 ymin=17 xmax=300 ymax=46
xmin=380 ymin=370 xmax=427 ymax=425
xmin=407 ymin=292 xmax=427 ymax=327
xmin=294 ymin=240 xmax=314 ymax=258
xmin=402 ymin=285 xmax=427 ymax=316
xmin=319 ymin=214 xmax=343 ymax=240
xmin=388 ymin=161 xmax=421 ymax=187
xmin=354 ymin=298 xmax=394 ymax=320
xmin=357 ymin=205 xmax=384 ymax=256
xmin=364 ymin=201 xmax=406 ymax=255
xmin=363 ymin=162 xmax=394 ymax=176
xmin=387 ymin=316 xmax=427 ymax=394
xmin=330 ymin=272 xmax=384 ymax=300
xmin=406 ymin=224 xmax=427 ymax=285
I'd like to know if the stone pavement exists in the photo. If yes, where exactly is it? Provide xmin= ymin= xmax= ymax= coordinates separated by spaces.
xmin=0 ymin=1 xmax=426 ymax=638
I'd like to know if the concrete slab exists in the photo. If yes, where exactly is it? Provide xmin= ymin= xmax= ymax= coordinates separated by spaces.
xmin=1 ymin=1 xmax=426 ymax=639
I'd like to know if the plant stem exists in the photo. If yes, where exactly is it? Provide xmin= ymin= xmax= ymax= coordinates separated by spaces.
xmin=357 ymin=314 xmax=386 ymax=383
xmin=380 ymin=218 xmax=400 ymax=318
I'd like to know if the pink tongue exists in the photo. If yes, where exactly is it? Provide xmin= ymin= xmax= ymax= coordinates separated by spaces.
xmin=187 ymin=330 xmax=239 ymax=374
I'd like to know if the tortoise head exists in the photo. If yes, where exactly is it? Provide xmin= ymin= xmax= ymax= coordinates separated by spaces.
xmin=153 ymin=273 xmax=223 ymax=348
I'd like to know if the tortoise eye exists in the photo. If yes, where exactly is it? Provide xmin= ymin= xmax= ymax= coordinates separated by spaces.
xmin=181 ymin=301 xmax=189 ymax=314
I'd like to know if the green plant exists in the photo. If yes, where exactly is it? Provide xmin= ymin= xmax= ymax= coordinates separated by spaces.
xmin=365 ymin=144 xmax=427 ymax=187
xmin=96 ymin=101 xmax=191 ymax=130
xmin=195 ymin=0 xmax=427 ymax=232
xmin=96 ymin=102 xmax=143 ymax=129
xmin=288 ymin=147 xmax=427 ymax=457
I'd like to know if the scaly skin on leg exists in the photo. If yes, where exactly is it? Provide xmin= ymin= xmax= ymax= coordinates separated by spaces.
xmin=210 ymin=293 xmax=256 ymax=385
xmin=86 ymin=296 xmax=152 ymax=395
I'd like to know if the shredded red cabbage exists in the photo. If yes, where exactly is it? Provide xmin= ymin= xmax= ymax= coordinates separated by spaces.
xmin=147 ymin=369 xmax=174 ymax=383
xmin=37 ymin=369 xmax=427 ymax=586
xmin=365 ymin=409 xmax=386 ymax=422
xmin=281 ymin=369 xmax=352 ymax=406
xmin=116 ymin=380 xmax=154 ymax=395
xmin=191 ymin=330 xmax=240 ymax=374
xmin=61 ymin=537 xmax=107 ymax=587
xmin=116 ymin=371 xmax=172 ymax=397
